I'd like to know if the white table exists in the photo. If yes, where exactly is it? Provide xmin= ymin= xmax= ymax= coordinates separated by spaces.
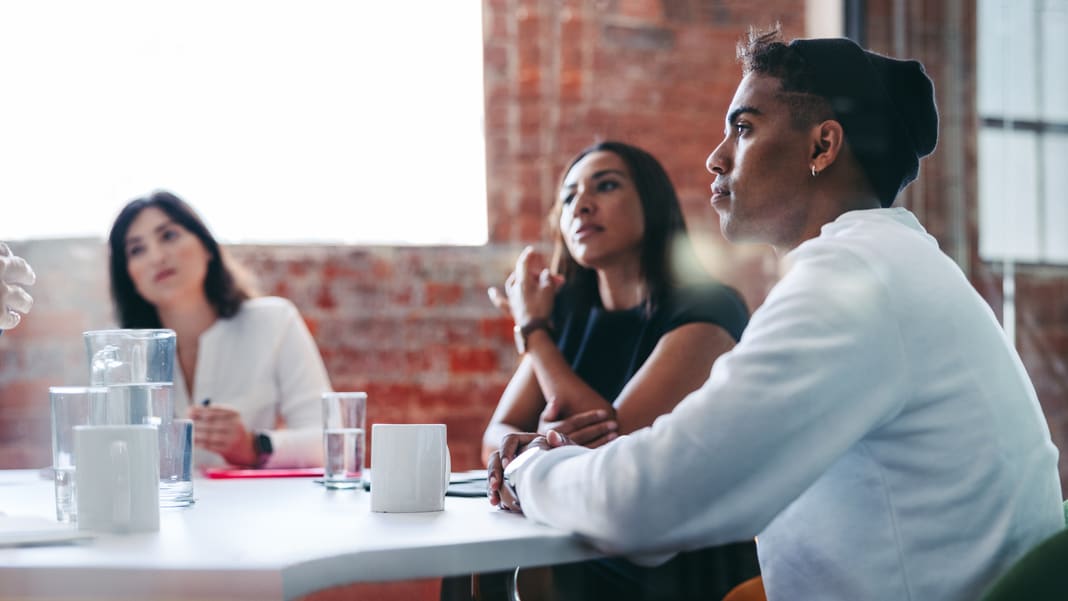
xmin=0 ymin=470 xmax=604 ymax=600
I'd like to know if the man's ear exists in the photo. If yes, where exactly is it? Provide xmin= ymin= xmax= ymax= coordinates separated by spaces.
xmin=810 ymin=120 xmax=845 ymax=173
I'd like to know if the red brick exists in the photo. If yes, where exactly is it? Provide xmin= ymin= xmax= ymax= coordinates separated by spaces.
xmin=479 ymin=317 xmax=515 ymax=343
xmin=369 ymin=258 xmax=393 ymax=280
xmin=390 ymin=289 xmax=413 ymax=306
xmin=315 ymin=286 xmax=337 ymax=311
xmin=0 ymin=379 xmax=52 ymax=416
xmin=518 ymin=214 xmax=547 ymax=243
xmin=489 ymin=210 xmax=515 ymax=243
xmin=287 ymin=262 xmax=308 ymax=278
xmin=517 ymin=66 xmax=542 ymax=99
xmin=448 ymin=348 xmax=499 ymax=374
xmin=618 ymin=0 xmax=662 ymax=20
xmin=321 ymin=258 xmax=359 ymax=280
xmin=443 ymin=414 xmax=492 ymax=470
xmin=302 ymin=316 xmax=320 ymax=338
xmin=295 ymin=578 xmax=439 ymax=601
xmin=425 ymin=283 xmax=464 ymax=307
xmin=559 ymin=69 xmax=584 ymax=101
xmin=0 ymin=443 xmax=50 ymax=470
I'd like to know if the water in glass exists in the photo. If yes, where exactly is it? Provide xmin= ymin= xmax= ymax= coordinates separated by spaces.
xmin=324 ymin=427 xmax=364 ymax=489
xmin=54 ymin=467 xmax=76 ymax=522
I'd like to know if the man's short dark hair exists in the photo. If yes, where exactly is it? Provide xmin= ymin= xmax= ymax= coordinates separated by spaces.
xmin=735 ymin=26 xmax=939 ymax=208
xmin=736 ymin=27 xmax=834 ymax=130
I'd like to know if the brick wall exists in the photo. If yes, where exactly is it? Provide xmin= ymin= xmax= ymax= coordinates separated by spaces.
xmin=0 ymin=0 xmax=800 ymax=473
xmin=3 ymin=1 xmax=1066 ymax=498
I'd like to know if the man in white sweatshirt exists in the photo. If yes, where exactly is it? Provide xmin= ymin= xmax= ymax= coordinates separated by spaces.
xmin=488 ymin=28 xmax=1063 ymax=601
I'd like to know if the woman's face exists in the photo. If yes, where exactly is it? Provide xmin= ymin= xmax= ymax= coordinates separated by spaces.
xmin=558 ymin=151 xmax=645 ymax=270
xmin=124 ymin=206 xmax=212 ymax=310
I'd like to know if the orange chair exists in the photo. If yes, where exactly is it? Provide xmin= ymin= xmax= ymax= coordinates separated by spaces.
xmin=721 ymin=576 xmax=765 ymax=601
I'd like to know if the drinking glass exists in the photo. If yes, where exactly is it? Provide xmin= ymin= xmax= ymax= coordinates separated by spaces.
xmin=159 ymin=419 xmax=195 ymax=507
xmin=322 ymin=392 xmax=367 ymax=489
xmin=50 ymin=386 xmax=106 ymax=522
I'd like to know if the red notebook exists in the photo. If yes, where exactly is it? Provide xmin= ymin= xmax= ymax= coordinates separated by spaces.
xmin=202 ymin=467 xmax=323 ymax=479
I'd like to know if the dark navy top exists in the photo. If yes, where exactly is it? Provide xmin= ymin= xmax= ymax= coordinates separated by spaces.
xmin=551 ymin=280 xmax=749 ymax=404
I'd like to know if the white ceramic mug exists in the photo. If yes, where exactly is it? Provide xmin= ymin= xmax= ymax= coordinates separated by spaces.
xmin=370 ymin=424 xmax=450 ymax=513
xmin=73 ymin=425 xmax=160 ymax=533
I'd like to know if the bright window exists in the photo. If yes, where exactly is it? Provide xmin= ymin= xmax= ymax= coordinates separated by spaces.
xmin=0 ymin=1 xmax=487 ymax=245
xmin=977 ymin=0 xmax=1068 ymax=263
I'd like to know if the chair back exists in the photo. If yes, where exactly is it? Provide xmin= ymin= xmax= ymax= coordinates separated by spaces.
xmin=721 ymin=576 xmax=765 ymax=601
xmin=979 ymin=528 xmax=1068 ymax=601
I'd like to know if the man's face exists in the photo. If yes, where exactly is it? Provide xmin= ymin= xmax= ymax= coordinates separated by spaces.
xmin=706 ymin=73 xmax=815 ymax=250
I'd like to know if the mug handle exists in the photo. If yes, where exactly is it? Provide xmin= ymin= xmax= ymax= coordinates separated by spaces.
xmin=442 ymin=444 xmax=451 ymax=499
xmin=110 ymin=440 xmax=131 ymax=529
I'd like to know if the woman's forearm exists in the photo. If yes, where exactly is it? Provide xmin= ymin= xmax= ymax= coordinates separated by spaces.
xmin=524 ymin=329 xmax=613 ymax=415
xmin=482 ymin=421 xmax=523 ymax=465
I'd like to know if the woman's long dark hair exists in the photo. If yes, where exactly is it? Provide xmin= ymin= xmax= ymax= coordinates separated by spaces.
xmin=108 ymin=190 xmax=253 ymax=328
xmin=549 ymin=141 xmax=702 ymax=311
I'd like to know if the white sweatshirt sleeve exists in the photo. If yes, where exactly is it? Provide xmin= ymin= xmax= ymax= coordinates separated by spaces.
xmin=513 ymin=244 xmax=911 ymax=556
xmin=263 ymin=300 xmax=333 ymax=468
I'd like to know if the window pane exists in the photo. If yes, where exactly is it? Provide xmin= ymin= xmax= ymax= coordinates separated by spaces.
xmin=978 ymin=128 xmax=1041 ymax=262
xmin=1041 ymin=0 xmax=1068 ymax=121
xmin=978 ymin=0 xmax=1039 ymax=120
xmin=0 ymin=0 xmax=487 ymax=245
xmin=1042 ymin=134 xmax=1068 ymax=262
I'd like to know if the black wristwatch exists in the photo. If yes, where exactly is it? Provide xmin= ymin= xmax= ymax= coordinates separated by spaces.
xmin=513 ymin=318 xmax=552 ymax=354
xmin=252 ymin=431 xmax=273 ymax=467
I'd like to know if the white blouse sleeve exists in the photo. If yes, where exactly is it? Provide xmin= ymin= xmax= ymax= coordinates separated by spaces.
xmin=512 ymin=245 xmax=910 ymax=556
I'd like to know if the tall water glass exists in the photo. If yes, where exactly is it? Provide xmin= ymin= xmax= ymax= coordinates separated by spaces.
xmin=322 ymin=392 xmax=367 ymax=489
xmin=83 ymin=329 xmax=176 ymax=386
xmin=50 ymin=386 xmax=106 ymax=522
xmin=159 ymin=419 xmax=195 ymax=507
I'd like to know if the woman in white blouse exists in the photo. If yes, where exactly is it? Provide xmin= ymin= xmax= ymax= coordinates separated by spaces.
xmin=107 ymin=191 xmax=332 ymax=468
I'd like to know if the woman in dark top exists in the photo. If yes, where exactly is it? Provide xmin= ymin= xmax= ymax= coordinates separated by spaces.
xmin=481 ymin=141 xmax=757 ymax=600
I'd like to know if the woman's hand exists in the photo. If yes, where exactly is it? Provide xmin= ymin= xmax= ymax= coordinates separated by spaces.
xmin=188 ymin=404 xmax=257 ymax=467
xmin=487 ymin=432 xmax=540 ymax=511
xmin=487 ymin=431 xmax=576 ymax=513
xmin=488 ymin=246 xmax=563 ymax=327
xmin=539 ymin=400 xmax=619 ymax=448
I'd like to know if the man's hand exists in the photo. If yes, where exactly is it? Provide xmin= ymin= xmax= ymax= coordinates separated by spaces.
xmin=189 ymin=404 xmax=257 ymax=467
